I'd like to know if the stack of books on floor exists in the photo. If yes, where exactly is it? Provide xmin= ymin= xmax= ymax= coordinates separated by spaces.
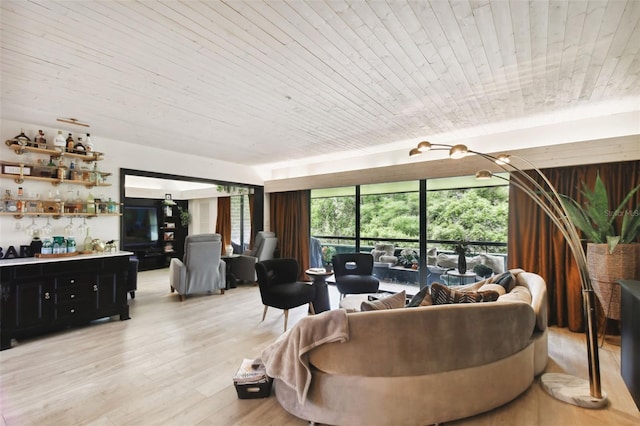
xmin=233 ymin=358 xmax=273 ymax=399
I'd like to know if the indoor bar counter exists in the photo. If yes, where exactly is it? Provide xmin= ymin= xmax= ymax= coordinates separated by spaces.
xmin=0 ymin=251 xmax=133 ymax=350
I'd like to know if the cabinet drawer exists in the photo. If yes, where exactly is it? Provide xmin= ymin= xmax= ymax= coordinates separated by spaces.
xmin=56 ymin=285 xmax=93 ymax=303
xmin=56 ymin=303 xmax=89 ymax=321
xmin=45 ymin=259 xmax=102 ymax=275
xmin=56 ymin=275 xmax=94 ymax=288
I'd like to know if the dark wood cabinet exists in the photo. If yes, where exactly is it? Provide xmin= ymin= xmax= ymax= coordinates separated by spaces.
xmin=122 ymin=197 xmax=188 ymax=271
xmin=619 ymin=280 xmax=640 ymax=410
xmin=0 ymin=253 xmax=131 ymax=350
xmin=15 ymin=278 xmax=54 ymax=329
xmin=160 ymin=200 xmax=188 ymax=267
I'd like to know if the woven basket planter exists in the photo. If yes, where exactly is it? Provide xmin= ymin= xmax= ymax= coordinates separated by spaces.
xmin=587 ymin=243 xmax=640 ymax=321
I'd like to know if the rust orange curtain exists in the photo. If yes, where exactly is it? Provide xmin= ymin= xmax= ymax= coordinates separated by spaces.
xmin=508 ymin=160 xmax=640 ymax=331
xmin=216 ymin=197 xmax=231 ymax=254
xmin=269 ymin=190 xmax=311 ymax=280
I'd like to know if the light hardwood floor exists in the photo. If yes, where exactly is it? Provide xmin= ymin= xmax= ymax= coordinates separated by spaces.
xmin=1 ymin=268 xmax=639 ymax=426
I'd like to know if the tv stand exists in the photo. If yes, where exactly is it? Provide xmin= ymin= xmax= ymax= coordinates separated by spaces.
xmin=121 ymin=197 xmax=188 ymax=270
xmin=129 ymin=246 xmax=167 ymax=271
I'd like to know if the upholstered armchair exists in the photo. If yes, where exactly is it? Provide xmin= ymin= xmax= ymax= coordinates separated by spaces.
xmin=332 ymin=253 xmax=379 ymax=298
xmin=371 ymin=243 xmax=398 ymax=265
xmin=256 ymin=258 xmax=316 ymax=331
xmin=169 ymin=234 xmax=226 ymax=301
xmin=230 ymin=231 xmax=278 ymax=283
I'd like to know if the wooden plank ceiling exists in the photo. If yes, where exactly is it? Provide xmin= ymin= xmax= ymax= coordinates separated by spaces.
xmin=1 ymin=0 xmax=638 ymax=167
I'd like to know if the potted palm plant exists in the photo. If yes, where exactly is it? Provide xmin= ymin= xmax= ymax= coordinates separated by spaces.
xmin=561 ymin=173 xmax=640 ymax=320
xmin=322 ymin=246 xmax=337 ymax=272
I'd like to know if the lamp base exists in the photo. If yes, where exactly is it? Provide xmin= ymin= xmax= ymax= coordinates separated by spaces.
xmin=540 ymin=373 xmax=608 ymax=408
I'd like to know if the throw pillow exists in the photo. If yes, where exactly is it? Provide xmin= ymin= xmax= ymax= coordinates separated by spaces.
xmin=493 ymin=271 xmax=516 ymax=293
xmin=406 ymin=286 xmax=433 ymax=307
xmin=478 ymin=283 xmax=507 ymax=297
xmin=360 ymin=290 xmax=406 ymax=311
xmin=430 ymin=283 xmax=499 ymax=305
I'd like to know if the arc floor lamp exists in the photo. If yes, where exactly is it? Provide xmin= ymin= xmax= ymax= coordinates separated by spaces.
xmin=409 ymin=141 xmax=607 ymax=408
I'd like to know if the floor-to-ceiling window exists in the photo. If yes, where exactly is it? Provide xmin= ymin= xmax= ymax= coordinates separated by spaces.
xmin=230 ymin=194 xmax=252 ymax=251
xmin=310 ymin=186 xmax=356 ymax=264
xmin=425 ymin=175 xmax=509 ymax=254
xmin=360 ymin=181 xmax=420 ymax=251
xmin=310 ymin=175 xmax=509 ymax=288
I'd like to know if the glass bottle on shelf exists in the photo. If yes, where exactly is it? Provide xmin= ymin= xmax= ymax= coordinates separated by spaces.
xmin=14 ymin=129 xmax=30 ymax=146
xmin=92 ymin=162 xmax=99 ymax=184
xmin=87 ymin=192 xmax=95 ymax=214
xmin=85 ymin=133 xmax=94 ymax=151
xmin=35 ymin=130 xmax=46 ymax=148
xmin=84 ymin=227 xmax=92 ymax=252
xmin=69 ymin=159 xmax=77 ymax=180
xmin=41 ymin=238 xmax=52 ymax=255
xmin=66 ymin=190 xmax=75 ymax=213
xmin=107 ymin=197 xmax=116 ymax=213
xmin=53 ymin=131 xmax=66 ymax=151
xmin=47 ymin=156 xmax=57 ymax=178
xmin=16 ymin=187 xmax=24 ymax=213
xmin=75 ymin=136 xmax=85 ymax=152
xmin=67 ymin=236 xmax=76 ymax=253
xmin=57 ymin=158 xmax=66 ymax=180
xmin=66 ymin=133 xmax=75 ymax=152
xmin=75 ymin=190 xmax=83 ymax=213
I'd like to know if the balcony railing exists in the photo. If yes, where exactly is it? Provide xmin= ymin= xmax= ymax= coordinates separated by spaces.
xmin=312 ymin=235 xmax=508 ymax=288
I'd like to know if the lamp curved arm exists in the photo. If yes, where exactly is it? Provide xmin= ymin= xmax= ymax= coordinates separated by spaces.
xmin=409 ymin=141 xmax=603 ymax=400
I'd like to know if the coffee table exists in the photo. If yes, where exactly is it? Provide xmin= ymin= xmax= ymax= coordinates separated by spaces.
xmin=338 ymin=292 xmax=397 ymax=311
xmin=444 ymin=269 xmax=477 ymax=286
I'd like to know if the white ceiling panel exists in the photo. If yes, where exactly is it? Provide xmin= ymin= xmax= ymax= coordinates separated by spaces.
xmin=1 ymin=0 xmax=638 ymax=167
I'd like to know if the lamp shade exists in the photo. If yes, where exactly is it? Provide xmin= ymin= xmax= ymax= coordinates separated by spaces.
xmin=475 ymin=170 xmax=493 ymax=180
xmin=417 ymin=141 xmax=432 ymax=152
xmin=409 ymin=147 xmax=421 ymax=157
xmin=449 ymin=144 xmax=468 ymax=159
xmin=496 ymin=154 xmax=511 ymax=165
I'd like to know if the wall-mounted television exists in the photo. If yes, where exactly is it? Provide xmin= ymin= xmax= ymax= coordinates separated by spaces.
xmin=123 ymin=206 xmax=159 ymax=247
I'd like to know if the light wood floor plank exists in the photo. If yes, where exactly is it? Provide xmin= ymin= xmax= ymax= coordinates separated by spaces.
xmin=1 ymin=268 xmax=639 ymax=425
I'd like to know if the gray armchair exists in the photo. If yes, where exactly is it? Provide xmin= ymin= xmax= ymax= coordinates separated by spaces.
xmin=230 ymin=231 xmax=277 ymax=283
xmin=170 ymin=234 xmax=226 ymax=301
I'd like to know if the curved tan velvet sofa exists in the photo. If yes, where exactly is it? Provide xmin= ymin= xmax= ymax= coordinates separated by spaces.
xmin=274 ymin=271 xmax=548 ymax=426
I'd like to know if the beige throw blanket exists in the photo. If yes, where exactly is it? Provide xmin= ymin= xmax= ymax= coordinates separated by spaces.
xmin=261 ymin=309 xmax=349 ymax=404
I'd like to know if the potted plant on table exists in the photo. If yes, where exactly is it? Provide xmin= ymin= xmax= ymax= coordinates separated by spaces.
xmin=398 ymin=248 xmax=419 ymax=268
xmin=561 ymin=173 xmax=640 ymax=321
xmin=454 ymin=239 xmax=470 ymax=274
xmin=322 ymin=245 xmax=337 ymax=272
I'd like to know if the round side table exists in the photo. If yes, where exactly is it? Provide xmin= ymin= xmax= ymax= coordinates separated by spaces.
xmin=305 ymin=269 xmax=333 ymax=313
xmin=444 ymin=269 xmax=478 ymax=286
